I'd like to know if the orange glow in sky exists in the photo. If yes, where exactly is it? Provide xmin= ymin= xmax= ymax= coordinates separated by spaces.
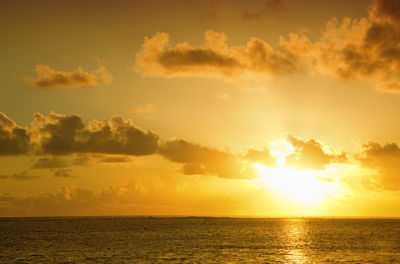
xmin=1 ymin=0 xmax=400 ymax=217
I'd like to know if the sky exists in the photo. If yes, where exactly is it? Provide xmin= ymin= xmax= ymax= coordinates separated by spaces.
xmin=1 ymin=0 xmax=400 ymax=217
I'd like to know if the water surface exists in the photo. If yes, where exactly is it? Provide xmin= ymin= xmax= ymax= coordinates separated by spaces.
xmin=1 ymin=217 xmax=399 ymax=263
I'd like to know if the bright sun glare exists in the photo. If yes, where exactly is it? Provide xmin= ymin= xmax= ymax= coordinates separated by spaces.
xmin=254 ymin=147 xmax=339 ymax=207
xmin=255 ymin=164 xmax=336 ymax=206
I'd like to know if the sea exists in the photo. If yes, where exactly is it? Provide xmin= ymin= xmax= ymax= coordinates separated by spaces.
xmin=0 ymin=217 xmax=399 ymax=263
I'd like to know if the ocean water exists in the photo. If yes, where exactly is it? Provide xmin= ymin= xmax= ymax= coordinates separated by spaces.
xmin=0 ymin=217 xmax=399 ymax=263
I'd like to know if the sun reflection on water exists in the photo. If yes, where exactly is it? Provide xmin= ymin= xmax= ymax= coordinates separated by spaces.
xmin=284 ymin=219 xmax=309 ymax=264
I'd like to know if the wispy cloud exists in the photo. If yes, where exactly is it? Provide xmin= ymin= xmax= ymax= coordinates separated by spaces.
xmin=0 ymin=170 xmax=41 ymax=181
xmin=31 ymin=157 xmax=69 ymax=169
xmin=129 ymin=104 xmax=157 ymax=114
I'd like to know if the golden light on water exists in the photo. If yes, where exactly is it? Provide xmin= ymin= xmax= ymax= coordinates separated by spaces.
xmin=284 ymin=219 xmax=309 ymax=264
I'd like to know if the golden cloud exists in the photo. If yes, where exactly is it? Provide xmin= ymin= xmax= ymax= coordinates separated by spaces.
xmin=136 ymin=0 xmax=400 ymax=94
xmin=32 ymin=112 xmax=159 ymax=156
xmin=130 ymin=104 xmax=157 ymax=114
xmin=31 ymin=157 xmax=69 ymax=169
xmin=30 ymin=65 xmax=112 ymax=89
xmin=285 ymin=135 xmax=346 ymax=170
xmin=0 ymin=112 xmax=30 ymax=155
xmin=135 ymin=30 xmax=299 ymax=79
xmin=0 ymin=170 xmax=40 ymax=181
xmin=358 ymin=142 xmax=400 ymax=190
xmin=159 ymin=139 xmax=257 ymax=179
xmin=3 ymin=110 xmax=400 ymax=187
xmin=243 ymin=148 xmax=277 ymax=167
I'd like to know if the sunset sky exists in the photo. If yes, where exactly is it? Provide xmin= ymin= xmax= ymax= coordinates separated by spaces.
xmin=2 ymin=0 xmax=400 ymax=217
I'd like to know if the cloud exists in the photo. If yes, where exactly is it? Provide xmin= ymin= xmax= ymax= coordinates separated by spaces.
xmin=33 ymin=112 xmax=159 ymax=156
xmin=285 ymin=135 xmax=346 ymax=170
xmin=13 ymin=170 xmax=40 ymax=180
xmin=0 ymin=112 xmax=30 ymax=155
xmin=129 ymin=104 xmax=157 ymax=114
xmin=0 ymin=170 xmax=40 ymax=181
xmin=29 ymin=65 xmax=112 ymax=89
xmin=0 ymin=173 xmax=274 ymax=217
xmin=0 ymin=179 xmax=180 ymax=216
xmin=0 ymin=110 xmax=349 ymax=180
xmin=72 ymin=154 xmax=94 ymax=166
xmin=284 ymin=0 xmax=400 ymax=93
xmin=373 ymin=0 xmax=400 ymax=23
xmin=308 ymin=16 xmax=395 ymax=93
xmin=159 ymin=139 xmax=256 ymax=179
xmin=135 ymin=30 xmax=299 ymax=79
xmin=53 ymin=168 xmax=74 ymax=178
xmin=136 ymin=0 xmax=400 ymax=94
xmin=8 ymin=110 xmax=400 ymax=188
xmin=98 ymin=155 xmax=132 ymax=163
xmin=242 ymin=0 xmax=287 ymax=21
xmin=31 ymin=157 xmax=69 ymax=169
xmin=0 ymin=111 xmax=258 ymax=179
xmin=358 ymin=142 xmax=400 ymax=190
xmin=244 ymin=148 xmax=277 ymax=167
xmin=0 ymin=186 xmax=101 ymax=216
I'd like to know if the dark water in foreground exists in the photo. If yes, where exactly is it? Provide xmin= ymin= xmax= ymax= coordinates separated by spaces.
xmin=0 ymin=217 xmax=400 ymax=263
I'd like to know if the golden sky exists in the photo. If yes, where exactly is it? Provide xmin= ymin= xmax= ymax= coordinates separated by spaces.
xmin=1 ymin=0 xmax=400 ymax=217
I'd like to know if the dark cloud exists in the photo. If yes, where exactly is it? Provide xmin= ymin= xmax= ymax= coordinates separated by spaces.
xmin=72 ymin=154 xmax=94 ymax=166
xmin=373 ymin=0 xmax=400 ymax=23
xmin=31 ymin=157 xmax=69 ymax=169
xmin=33 ymin=112 xmax=159 ymax=156
xmin=158 ymin=48 xmax=241 ymax=71
xmin=13 ymin=171 xmax=40 ymax=181
xmin=2 ymin=170 xmax=41 ymax=181
xmin=358 ymin=142 xmax=400 ymax=190
xmin=53 ymin=169 xmax=74 ymax=178
xmin=0 ymin=111 xmax=358 ymax=181
xmin=285 ymin=135 xmax=345 ymax=170
xmin=0 ymin=111 xmax=258 ymax=179
xmin=98 ymin=155 xmax=132 ymax=163
xmin=307 ymin=0 xmax=400 ymax=93
xmin=0 ymin=112 xmax=30 ymax=155
xmin=159 ymin=139 xmax=256 ymax=179
xmin=33 ymin=112 xmax=85 ymax=155
xmin=1 ymin=111 xmax=158 ymax=159
xmin=135 ymin=30 xmax=299 ymax=79
xmin=29 ymin=65 xmax=112 ymax=89
xmin=242 ymin=0 xmax=286 ymax=21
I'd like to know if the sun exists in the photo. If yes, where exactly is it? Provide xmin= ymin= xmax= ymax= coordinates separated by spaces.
xmin=251 ymin=140 xmax=341 ymax=209
xmin=254 ymin=163 xmax=338 ymax=207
